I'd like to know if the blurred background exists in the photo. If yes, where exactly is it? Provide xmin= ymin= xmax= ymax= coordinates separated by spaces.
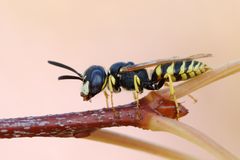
xmin=0 ymin=0 xmax=239 ymax=159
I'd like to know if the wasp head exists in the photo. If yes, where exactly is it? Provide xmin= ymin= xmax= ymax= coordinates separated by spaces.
xmin=48 ymin=61 xmax=107 ymax=101
xmin=81 ymin=65 xmax=107 ymax=101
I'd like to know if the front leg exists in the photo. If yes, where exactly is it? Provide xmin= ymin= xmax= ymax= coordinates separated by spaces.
xmin=107 ymin=75 xmax=118 ymax=115
xmin=103 ymin=90 xmax=109 ymax=108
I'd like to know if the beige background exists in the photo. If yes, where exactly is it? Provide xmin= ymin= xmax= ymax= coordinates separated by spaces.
xmin=0 ymin=0 xmax=239 ymax=159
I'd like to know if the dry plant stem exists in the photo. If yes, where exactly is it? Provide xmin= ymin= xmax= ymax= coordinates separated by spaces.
xmin=0 ymin=97 xmax=187 ymax=138
xmin=87 ymin=130 xmax=199 ymax=160
xmin=148 ymin=115 xmax=239 ymax=160
xmin=160 ymin=60 xmax=240 ymax=98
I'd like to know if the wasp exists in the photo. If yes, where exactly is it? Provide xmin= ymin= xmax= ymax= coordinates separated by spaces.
xmin=48 ymin=53 xmax=212 ymax=119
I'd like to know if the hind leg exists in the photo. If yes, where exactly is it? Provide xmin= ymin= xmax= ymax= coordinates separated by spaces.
xmin=165 ymin=74 xmax=180 ymax=120
xmin=164 ymin=83 xmax=197 ymax=103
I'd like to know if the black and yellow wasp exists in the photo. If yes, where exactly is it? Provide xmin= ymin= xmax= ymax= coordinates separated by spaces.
xmin=48 ymin=53 xmax=211 ymax=119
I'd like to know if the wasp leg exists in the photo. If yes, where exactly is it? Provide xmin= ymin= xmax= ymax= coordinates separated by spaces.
xmin=133 ymin=91 xmax=139 ymax=106
xmin=165 ymin=82 xmax=197 ymax=103
xmin=165 ymin=74 xmax=179 ymax=120
xmin=110 ymin=91 xmax=114 ymax=109
xmin=108 ymin=75 xmax=117 ymax=116
xmin=109 ymin=91 xmax=117 ymax=115
xmin=133 ymin=75 xmax=141 ymax=119
xmin=103 ymin=90 xmax=109 ymax=108
xmin=164 ymin=82 xmax=170 ymax=87
xmin=165 ymin=81 xmax=197 ymax=104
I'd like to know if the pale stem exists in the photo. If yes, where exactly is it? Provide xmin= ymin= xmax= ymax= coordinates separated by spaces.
xmin=87 ymin=130 xmax=199 ymax=160
xmin=148 ymin=115 xmax=239 ymax=160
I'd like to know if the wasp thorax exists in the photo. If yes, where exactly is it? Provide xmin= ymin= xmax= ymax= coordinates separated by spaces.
xmin=80 ymin=65 xmax=107 ymax=101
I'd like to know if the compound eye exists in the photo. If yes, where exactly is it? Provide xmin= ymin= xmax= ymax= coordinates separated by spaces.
xmin=90 ymin=72 xmax=105 ymax=93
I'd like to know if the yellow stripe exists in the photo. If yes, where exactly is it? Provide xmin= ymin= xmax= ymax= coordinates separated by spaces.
xmin=181 ymin=73 xmax=188 ymax=80
xmin=193 ymin=62 xmax=201 ymax=72
xmin=101 ymin=77 xmax=108 ymax=90
xmin=110 ymin=75 xmax=116 ymax=85
xmin=179 ymin=61 xmax=186 ymax=74
xmin=195 ymin=69 xmax=201 ymax=75
xmin=166 ymin=62 xmax=175 ymax=75
xmin=199 ymin=63 xmax=205 ymax=73
xmin=194 ymin=62 xmax=201 ymax=75
xmin=189 ymin=72 xmax=195 ymax=78
xmin=187 ymin=60 xmax=195 ymax=73
xmin=156 ymin=65 xmax=162 ymax=76
xmin=171 ymin=76 xmax=176 ymax=82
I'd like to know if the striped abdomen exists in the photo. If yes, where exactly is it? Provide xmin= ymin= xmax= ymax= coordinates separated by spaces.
xmin=152 ymin=60 xmax=209 ymax=82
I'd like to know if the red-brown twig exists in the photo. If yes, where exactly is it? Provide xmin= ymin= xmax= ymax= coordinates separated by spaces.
xmin=0 ymin=93 xmax=187 ymax=139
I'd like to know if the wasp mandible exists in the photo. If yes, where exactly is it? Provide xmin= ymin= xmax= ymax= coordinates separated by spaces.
xmin=48 ymin=53 xmax=212 ymax=119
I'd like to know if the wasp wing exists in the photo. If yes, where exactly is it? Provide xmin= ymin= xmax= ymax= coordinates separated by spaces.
xmin=120 ymin=53 xmax=212 ymax=73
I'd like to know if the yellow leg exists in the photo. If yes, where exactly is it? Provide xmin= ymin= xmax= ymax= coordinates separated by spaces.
xmin=109 ymin=91 xmax=117 ymax=115
xmin=165 ymin=74 xmax=179 ymax=120
xmin=110 ymin=91 xmax=114 ymax=108
xmin=107 ymin=76 xmax=117 ymax=116
xmin=166 ymin=82 xmax=197 ymax=103
xmin=103 ymin=90 xmax=109 ymax=108
xmin=133 ymin=90 xmax=141 ymax=119
xmin=133 ymin=75 xmax=141 ymax=119
xmin=133 ymin=91 xmax=139 ymax=107
xmin=164 ymin=82 xmax=170 ymax=87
